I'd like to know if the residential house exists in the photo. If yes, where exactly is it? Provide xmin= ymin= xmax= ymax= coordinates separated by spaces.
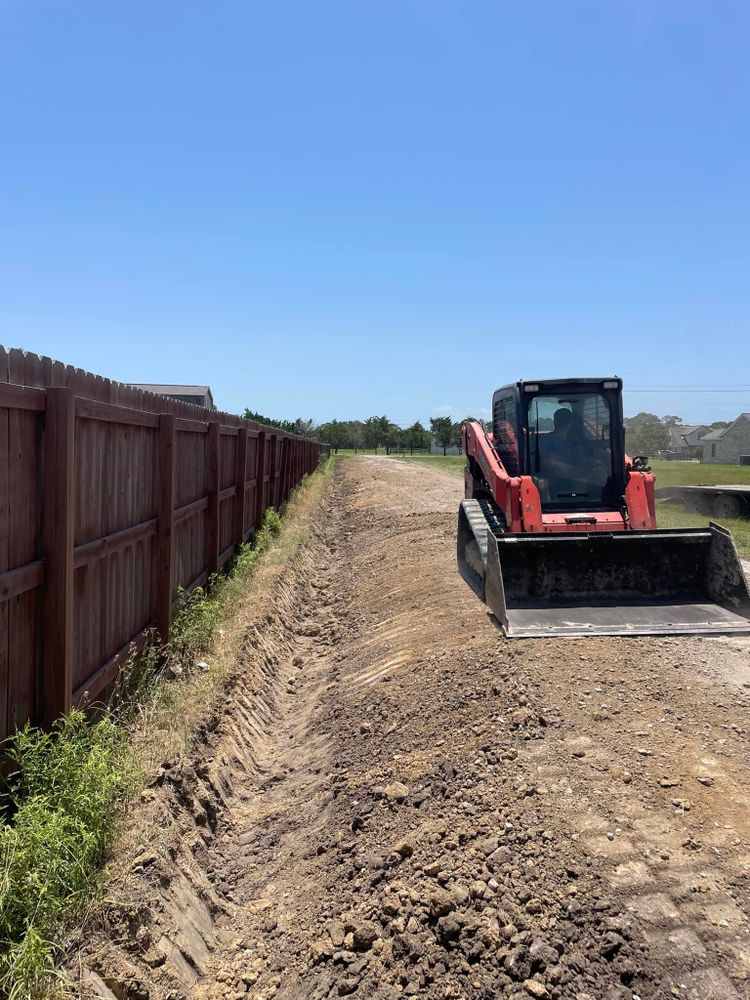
xmin=700 ymin=414 xmax=750 ymax=465
xmin=662 ymin=424 xmax=710 ymax=460
xmin=130 ymin=384 xmax=214 ymax=408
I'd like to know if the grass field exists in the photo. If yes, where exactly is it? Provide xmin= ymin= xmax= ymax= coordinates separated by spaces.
xmin=649 ymin=460 xmax=750 ymax=487
xmin=390 ymin=454 xmax=750 ymax=559
xmin=333 ymin=448 xmax=391 ymax=457
xmin=395 ymin=454 xmax=466 ymax=473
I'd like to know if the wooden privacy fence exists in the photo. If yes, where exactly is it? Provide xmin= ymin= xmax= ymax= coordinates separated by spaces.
xmin=0 ymin=347 xmax=322 ymax=741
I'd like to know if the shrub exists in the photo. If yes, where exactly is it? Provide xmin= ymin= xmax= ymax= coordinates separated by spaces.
xmin=0 ymin=711 xmax=131 ymax=997
xmin=168 ymin=583 xmax=225 ymax=664
xmin=263 ymin=507 xmax=282 ymax=538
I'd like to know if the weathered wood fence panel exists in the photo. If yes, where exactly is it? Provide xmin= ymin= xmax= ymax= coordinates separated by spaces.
xmin=0 ymin=347 xmax=322 ymax=739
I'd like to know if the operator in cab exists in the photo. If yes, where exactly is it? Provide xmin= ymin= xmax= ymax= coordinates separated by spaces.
xmin=538 ymin=406 xmax=612 ymax=501
xmin=539 ymin=408 xmax=579 ymax=482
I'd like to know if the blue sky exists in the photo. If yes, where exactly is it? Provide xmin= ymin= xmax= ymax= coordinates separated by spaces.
xmin=1 ymin=1 xmax=748 ymax=426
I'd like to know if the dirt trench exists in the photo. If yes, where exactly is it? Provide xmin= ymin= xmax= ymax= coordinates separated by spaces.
xmin=77 ymin=457 xmax=750 ymax=1000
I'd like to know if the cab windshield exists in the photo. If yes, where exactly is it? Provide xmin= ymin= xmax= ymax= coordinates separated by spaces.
xmin=527 ymin=393 xmax=616 ymax=510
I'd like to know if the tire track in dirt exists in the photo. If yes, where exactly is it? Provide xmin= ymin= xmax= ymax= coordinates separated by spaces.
xmin=77 ymin=457 xmax=750 ymax=1000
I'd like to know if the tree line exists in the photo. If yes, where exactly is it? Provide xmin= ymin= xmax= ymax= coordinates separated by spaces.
xmin=247 ymin=406 xmax=732 ymax=462
xmin=243 ymin=410 xmax=484 ymax=455
xmin=624 ymin=413 xmax=730 ymax=458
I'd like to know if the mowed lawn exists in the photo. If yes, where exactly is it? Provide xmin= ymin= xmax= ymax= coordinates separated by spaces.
xmin=650 ymin=460 xmax=750 ymax=488
xmin=394 ymin=455 xmax=750 ymax=560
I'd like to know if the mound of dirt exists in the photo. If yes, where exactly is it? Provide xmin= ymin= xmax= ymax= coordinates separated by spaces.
xmin=72 ymin=458 xmax=750 ymax=1000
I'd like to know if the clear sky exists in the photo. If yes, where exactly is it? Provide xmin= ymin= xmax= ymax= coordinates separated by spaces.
xmin=1 ymin=1 xmax=749 ymax=426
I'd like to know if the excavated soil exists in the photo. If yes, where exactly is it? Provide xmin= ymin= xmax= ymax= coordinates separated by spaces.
xmin=75 ymin=458 xmax=750 ymax=1000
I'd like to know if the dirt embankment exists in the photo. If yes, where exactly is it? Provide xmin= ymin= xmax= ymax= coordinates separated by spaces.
xmin=75 ymin=458 xmax=750 ymax=1000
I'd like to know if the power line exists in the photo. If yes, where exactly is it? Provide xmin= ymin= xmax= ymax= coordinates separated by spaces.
xmin=626 ymin=389 xmax=750 ymax=393
xmin=626 ymin=384 xmax=750 ymax=388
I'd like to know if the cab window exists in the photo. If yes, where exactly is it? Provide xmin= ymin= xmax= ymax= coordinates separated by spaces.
xmin=527 ymin=393 xmax=614 ymax=509
xmin=493 ymin=395 xmax=519 ymax=475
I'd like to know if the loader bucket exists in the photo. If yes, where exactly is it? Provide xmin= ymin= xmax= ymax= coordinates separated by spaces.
xmin=457 ymin=499 xmax=750 ymax=638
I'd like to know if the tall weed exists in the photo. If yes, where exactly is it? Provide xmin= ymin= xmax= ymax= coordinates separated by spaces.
xmin=0 ymin=712 xmax=131 ymax=997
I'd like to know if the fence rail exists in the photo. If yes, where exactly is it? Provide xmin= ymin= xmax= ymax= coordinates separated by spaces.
xmin=0 ymin=347 xmax=322 ymax=739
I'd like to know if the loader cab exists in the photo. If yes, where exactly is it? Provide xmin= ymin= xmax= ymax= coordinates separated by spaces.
xmin=492 ymin=377 xmax=626 ymax=513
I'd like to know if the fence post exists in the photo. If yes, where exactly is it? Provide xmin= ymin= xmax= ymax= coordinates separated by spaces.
xmin=254 ymin=430 xmax=266 ymax=529
xmin=156 ymin=414 xmax=175 ymax=644
xmin=280 ymin=437 xmax=290 ymax=503
xmin=207 ymin=420 xmax=220 ymax=576
xmin=41 ymin=387 xmax=75 ymax=726
xmin=235 ymin=428 xmax=248 ymax=544
xmin=269 ymin=433 xmax=278 ymax=507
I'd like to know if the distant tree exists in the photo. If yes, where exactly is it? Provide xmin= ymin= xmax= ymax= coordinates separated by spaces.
xmin=624 ymin=412 xmax=669 ymax=458
xmin=661 ymin=415 xmax=683 ymax=427
xmin=405 ymin=420 xmax=430 ymax=454
xmin=363 ymin=415 xmax=391 ymax=453
xmin=709 ymin=420 xmax=732 ymax=430
xmin=318 ymin=419 xmax=349 ymax=452
xmin=292 ymin=418 xmax=318 ymax=438
xmin=383 ymin=421 xmax=402 ymax=455
xmin=430 ymin=416 xmax=454 ymax=456
xmin=244 ymin=408 xmax=292 ymax=432
xmin=393 ymin=424 xmax=409 ymax=455
xmin=243 ymin=409 xmax=317 ymax=437
xmin=350 ymin=421 xmax=365 ymax=453
xmin=363 ymin=416 xmax=379 ymax=452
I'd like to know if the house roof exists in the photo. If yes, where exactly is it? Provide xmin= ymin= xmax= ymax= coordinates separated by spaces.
xmin=700 ymin=414 xmax=750 ymax=443
xmin=679 ymin=424 xmax=706 ymax=436
xmin=130 ymin=384 xmax=211 ymax=396
xmin=666 ymin=424 xmax=705 ymax=447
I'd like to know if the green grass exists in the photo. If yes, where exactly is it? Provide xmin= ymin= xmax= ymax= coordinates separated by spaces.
xmin=332 ymin=448 xmax=434 ymax=458
xmin=650 ymin=460 xmax=750 ymax=487
xmin=391 ymin=454 xmax=466 ymax=473
xmin=167 ymin=507 xmax=282 ymax=667
xmin=0 ymin=712 xmax=132 ymax=998
xmin=113 ymin=506 xmax=286 ymax=713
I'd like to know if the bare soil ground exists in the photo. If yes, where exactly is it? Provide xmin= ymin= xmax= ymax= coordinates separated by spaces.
xmin=76 ymin=457 xmax=750 ymax=1000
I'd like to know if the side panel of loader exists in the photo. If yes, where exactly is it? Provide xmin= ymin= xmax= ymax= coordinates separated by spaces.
xmin=458 ymin=499 xmax=750 ymax=638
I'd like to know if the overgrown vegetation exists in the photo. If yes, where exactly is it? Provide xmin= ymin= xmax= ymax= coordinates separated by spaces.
xmin=243 ymin=409 xmax=317 ymax=438
xmin=112 ymin=506 xmax=285 ymax=718
xmin=168 ymin=507 xmax=282 ymax=666
xmin=0 ymin=485 xmax=308 ymax=999
xmin=0 ymin=713 xmax=131 ymax=998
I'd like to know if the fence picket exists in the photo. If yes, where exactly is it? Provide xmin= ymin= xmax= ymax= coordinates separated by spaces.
xmin=41 ymin=387 xmax=75 ymax=726
xmin=157 ymin=415 xmax=176 ymax=644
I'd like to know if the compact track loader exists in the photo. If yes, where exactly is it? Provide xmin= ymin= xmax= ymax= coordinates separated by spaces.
xmin=458 ymin=377 xmax=750 ymax=638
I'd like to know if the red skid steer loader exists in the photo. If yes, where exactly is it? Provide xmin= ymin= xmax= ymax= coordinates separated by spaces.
xmin=457 ymin=377 xmax=750 ymax=638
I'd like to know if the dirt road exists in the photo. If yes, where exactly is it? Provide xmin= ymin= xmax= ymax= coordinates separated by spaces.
xmin=81 ymin=457 xmax=750 ymax=1000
